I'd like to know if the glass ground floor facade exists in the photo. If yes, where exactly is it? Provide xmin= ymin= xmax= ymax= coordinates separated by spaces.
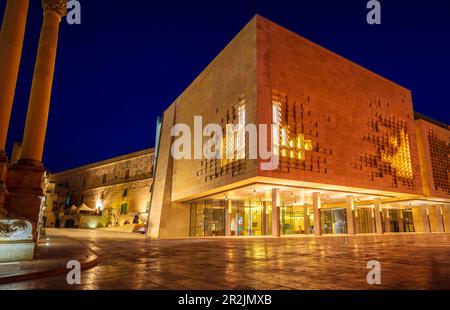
xmin=189 ymin=202 xmax=420 ymax=237
xmin=187 ymin=185 xmax=449 ymax=237
xmin=189 ymin=199 xmax=272 ymax=237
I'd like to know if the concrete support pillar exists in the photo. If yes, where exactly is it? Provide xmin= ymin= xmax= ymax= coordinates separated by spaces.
xmin=304 ymin=206 xmax=310 ymax=235
xmin=374 ymin=199 xmax=383 ymax=234
xmin=443 ymin=205 xmax=449 ymax=233
xmin=20 ymin=1 xmax=67 ymax=162
xmin=0 ymin=0 xmax=29 ymax=154
xmin=436 ymin=205 xmax=445 ymax=233
xmin=271 ymin=189 xmax=280 ymax=237
xmin=370 ymin=208 xmax=376 ymax=233
xmin=262 ymin=201 xmax=267 ymax=236
xmin=345 ymin=195 xmax=355 ymax=235
xmin=225 ymin=199 xmax=232 ymax=236
xmin=313 ymin=192 xmax=321 ymax=236
xmin=421 ymin=206 xmax=431 ymax=233
xmin=265 ymin=203 xmax=271 ymax=235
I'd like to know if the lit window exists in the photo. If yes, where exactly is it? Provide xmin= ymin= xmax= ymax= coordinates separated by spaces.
xmin=272 ymin=101 xmax=281 ymax=124
xmin=272 ymin=101 xmax=281 ymax=156
xmin=221 ymin=102 xmax=246 ymax=167
xmin=281 ymin=127 xmax=287 ymax=146
xmin=305 ymin=140 xmax=313 ymax=151
xmin=120 ymin=203 xmax=128 ymax=215
xmin=237 ymin=104 xmax=246 ymax=160
xmin=381 ymin=129 xmax=413 ymax=179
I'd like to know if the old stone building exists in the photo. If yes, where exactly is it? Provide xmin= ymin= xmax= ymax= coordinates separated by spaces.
xmin=44 ymin=148 xmax=154 ymax=229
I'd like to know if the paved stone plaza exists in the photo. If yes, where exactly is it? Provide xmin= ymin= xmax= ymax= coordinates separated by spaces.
xmin=1 ymin=229 xmax=450 ymax=290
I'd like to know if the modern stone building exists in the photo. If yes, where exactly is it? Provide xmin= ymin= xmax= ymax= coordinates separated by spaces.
xmin=44 ymin=149 xmax=154 ymax=229
xmin=148 ymin=15 xmax=450 ymax=238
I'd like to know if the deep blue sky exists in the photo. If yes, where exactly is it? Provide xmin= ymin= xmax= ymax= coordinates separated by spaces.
xmin=2 ymin=0 xmax=449 ymax=172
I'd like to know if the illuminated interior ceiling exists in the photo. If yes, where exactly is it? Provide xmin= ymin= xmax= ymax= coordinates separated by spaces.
xmin=201 ymin=183 xmax=383 ymax=206
xmin=384 ymin=200 xmax=445 ymax=208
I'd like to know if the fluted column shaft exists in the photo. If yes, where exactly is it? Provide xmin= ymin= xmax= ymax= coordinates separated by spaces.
xmin=0 ymin=0 xmax=29 ymax=155
xmin=21 ymin=1 xmax=66 ymax=162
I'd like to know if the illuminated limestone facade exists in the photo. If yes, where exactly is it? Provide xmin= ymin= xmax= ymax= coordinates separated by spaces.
xmin=44 ymin=149 xmax=154 ymax=229
xmin=148 ymin=15 xmax=450 ymax=238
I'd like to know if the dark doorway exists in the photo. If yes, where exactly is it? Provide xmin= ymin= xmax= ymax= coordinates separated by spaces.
xmin=65 ymin=219 xmax=75 ymax=228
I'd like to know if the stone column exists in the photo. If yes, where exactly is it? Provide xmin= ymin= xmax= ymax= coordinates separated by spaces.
xmin=420 ymin=206 xmax=431 ymax=233
xmin=436 ymin=205 xmax=445 ymax=233
xmin=345 ymin=195 xmax=355 ymax=235
xmin=6 ymin=0 xmax=67 ymax=241
xmin=384 ymin=209 xmax=391 ymax=233
xmin=313 ymin=192 xmax=321 ymax=236
xmin=0 ymin=0 xmax=29 ymax=155
xmin=225 ymin=199 xmax=232 ymax=236
xmin=20 ymin=0 xmax=67 ymax=163
xmin=0 ymin=0 xmax=29 ymax=218
xmin=374 ymin=199 xmax=383 ymax=234
xmin=271 ymin=189 xmax=280 ymax=237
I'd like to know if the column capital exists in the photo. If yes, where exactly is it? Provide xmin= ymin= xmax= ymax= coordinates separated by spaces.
xmin=42 ymin=0 xmax=68 ymax=17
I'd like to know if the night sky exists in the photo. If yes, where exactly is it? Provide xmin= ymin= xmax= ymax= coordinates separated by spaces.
xmin=1 ymin=0 xmax=449 ymax=173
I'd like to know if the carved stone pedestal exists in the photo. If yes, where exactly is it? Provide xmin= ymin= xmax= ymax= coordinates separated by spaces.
xmin=5 ymin=159 xmax=46 ymax=242
xmin=0 ymin=218 xmax=34 ymax=263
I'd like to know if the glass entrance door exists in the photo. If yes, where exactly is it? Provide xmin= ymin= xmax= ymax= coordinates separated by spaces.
xmin=402 ymin=209 xmax=415 ymax=232
xmin=355 ymin=208 xmax=376 ymax=234
xmin=281 ymin=204 xmax=312 ymax=235
xmin=389 ymin=209 xmax=401 ymax=232
xmin=189 ymin=200 xmax=225 ymax=237
xmin=231 ymin=200 xmax=264 ymax=236
xmin=321 ymin=208 xmax=348 ymax=234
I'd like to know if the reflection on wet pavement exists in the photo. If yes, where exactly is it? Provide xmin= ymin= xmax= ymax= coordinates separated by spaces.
xmin=1 ymin=229 xmax=450 ymax=290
